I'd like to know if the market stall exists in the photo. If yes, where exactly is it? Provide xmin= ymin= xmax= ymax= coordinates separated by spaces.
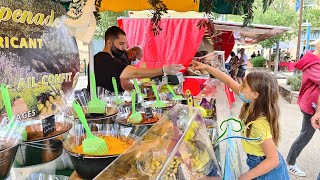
xmin=0 ymin=0 xmax=237 ymax=179
xmin=0 ymin=0 xmax=289 ymax=179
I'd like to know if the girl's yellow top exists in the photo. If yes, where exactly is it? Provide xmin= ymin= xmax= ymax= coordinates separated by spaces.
xmin=241 ymin=116 xmax=273 ymax=156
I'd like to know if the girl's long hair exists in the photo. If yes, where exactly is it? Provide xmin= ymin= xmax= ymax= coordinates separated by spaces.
xmin=239 ymin=71 xmax=280 ymax=145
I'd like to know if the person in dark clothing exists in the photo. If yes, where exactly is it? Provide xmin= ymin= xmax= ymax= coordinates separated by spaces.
xmin=251 ymin=52 xmax=256 ymax=59
xmin=87 ymin=26 xmax=184 ymax=93
xmin=236 ymin=48 xmax=248 ymax=84
xmin=257 ymin=51 xmax=261 ymax=57
xmin=225 ymin=51 xmax=236 ymax=73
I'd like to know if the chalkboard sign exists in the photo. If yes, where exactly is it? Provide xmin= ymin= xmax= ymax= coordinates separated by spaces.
xmin=145 ymin=107 xmax=153 ymax=119
xmin=42 ymin=115 xmax=56 ymax=137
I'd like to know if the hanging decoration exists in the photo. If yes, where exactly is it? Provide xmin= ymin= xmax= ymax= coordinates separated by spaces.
xmin=147 ymin=0 xmax=168 ymax=35
xmin=64 ymin=0 xmax=96 ymax=43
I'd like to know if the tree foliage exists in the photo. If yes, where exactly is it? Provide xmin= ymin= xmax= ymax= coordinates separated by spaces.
xmin=251 ymin=56 xmax=266 ymax=67
xmin=304 ymin=8 xmax=320 ymax=28
xmin=227 ymin=0 xmax=298 ymax=48
xmin=94 ymin=11 xmax=129 ymax=39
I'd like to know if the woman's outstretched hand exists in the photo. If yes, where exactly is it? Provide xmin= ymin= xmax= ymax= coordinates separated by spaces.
xmin=192 ymin=60 xmax=209 ymax=71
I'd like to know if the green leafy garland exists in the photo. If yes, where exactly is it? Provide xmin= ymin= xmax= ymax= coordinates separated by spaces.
xmin=95 ymin=0 xmax=102 ymax=22
xmin=146 ymin=0 xmax=274 ymax=34
xmin=147 ymin=0 xmax=168 ymax=35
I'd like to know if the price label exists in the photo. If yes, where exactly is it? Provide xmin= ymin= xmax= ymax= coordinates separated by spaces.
xmin=42 ymin=115 xmax=56 ymax=137
xmin=145 ymin=107 xmax=153 ymax=119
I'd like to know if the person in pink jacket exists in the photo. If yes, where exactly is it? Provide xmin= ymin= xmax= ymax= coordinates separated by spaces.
xmin=286 ymin=41 xmax=320 ymax=177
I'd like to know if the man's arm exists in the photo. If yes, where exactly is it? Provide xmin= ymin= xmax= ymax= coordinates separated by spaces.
xmin=120 ymin=64 xmax=184 ymax=79
xmin=120 ymin=79 xmax=134 ymax=91
xmin=239 ymin=139 xmax=279 ymax=180
xmin=120 ymin=66 xmax=163 ymax=79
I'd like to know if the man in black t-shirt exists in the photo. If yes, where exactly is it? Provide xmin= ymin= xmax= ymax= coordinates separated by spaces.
xmin=88 ymin=26 xmax=184 ymax=93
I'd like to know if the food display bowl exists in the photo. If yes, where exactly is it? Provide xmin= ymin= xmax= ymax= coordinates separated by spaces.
xmin=63 ymin=133 xmax=136 ymax=179
xmin=13 ymin=121 xmax=72 ymax=167
xmin=72 ymin=105 xmax=119 ymax=124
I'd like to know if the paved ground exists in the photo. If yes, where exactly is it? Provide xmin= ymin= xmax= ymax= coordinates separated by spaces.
xmin=226 ymin=72 xmax=320 ymax=180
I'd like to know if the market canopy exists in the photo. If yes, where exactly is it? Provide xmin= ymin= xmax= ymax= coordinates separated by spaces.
xmin=310 ymin=39 xmax=320 ymax=46
xmin=212 ymin=20 xmax=292 ymax=44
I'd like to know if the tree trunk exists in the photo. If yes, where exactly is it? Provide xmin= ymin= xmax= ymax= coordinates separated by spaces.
xmin=268 ymin=48 xmax=272 ymax=71
xmin=274 ymin=41 xmax=280 ymax=78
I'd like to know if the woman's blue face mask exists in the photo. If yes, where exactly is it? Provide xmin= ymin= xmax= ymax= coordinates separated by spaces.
xmin=239 ymin=92 xmax=252 ymax=103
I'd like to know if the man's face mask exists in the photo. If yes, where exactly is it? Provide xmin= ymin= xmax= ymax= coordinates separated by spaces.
xmin=111 ymin=43 xmax=126 ymax=58
xmin=131 ymin=58 xmax=139 ymax=65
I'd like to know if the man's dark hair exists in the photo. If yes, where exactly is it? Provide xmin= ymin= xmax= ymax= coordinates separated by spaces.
xmin=104 ymin=26 xmax=126 ymax=42
xmin=230 ymin=51 xmax=235 ymax=57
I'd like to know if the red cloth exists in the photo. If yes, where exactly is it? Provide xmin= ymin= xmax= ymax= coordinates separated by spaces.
xmin=295 ymin=51 xmax=320 ymax=114
xmin=118 ymin=18 xmax=206 ymax=68
xmin=214 ymin=31 xmax=235 ymax=61
xmin=279 ymin=62 xmax=297 ymax=72
xmin=279 ymin=62 xmax=289 ymax=67
xmin=183 ymin=77 xmax=207 ymax=96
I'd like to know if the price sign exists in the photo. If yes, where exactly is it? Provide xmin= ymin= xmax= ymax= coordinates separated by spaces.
xmin=42 ymin=115 xmax=56 ymax=137
xmin=145 ymin=107 xmax=153 ymax=119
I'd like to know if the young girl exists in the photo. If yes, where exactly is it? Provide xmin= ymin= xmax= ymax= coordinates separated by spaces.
xmin=192 ymin=61 xmax=289 ymax=180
